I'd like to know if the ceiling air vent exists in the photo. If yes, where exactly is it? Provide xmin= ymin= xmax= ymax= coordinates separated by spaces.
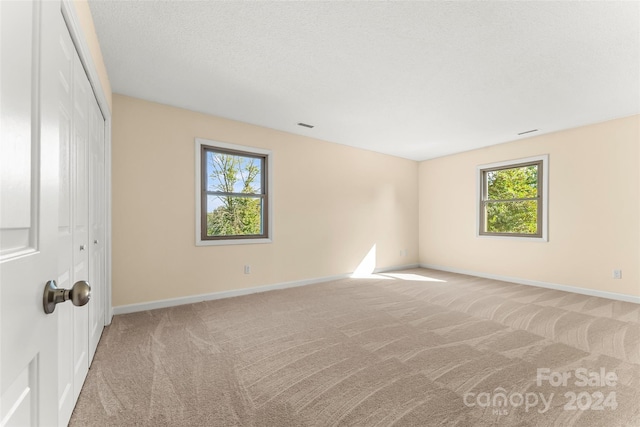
xmin=297 ymin=122 xmax=314 ymax=129
xmin=517 ymin=129 xmax=538 ymax=136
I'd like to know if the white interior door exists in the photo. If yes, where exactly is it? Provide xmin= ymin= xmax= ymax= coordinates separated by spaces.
xmin=70 ymin=31 xmax=90 ymax=405
xmin=56 ymin=10 xmax=106 ymax=426
xmin=1 ymin=2 xmax=107 ymax=425
xmin=56 ymin=9 xmax=76 ymax=424
xmin=56 ymin=15 xmax=91 ymax=425
xmin=1 ymin=1 xmax=62 ymax=425
xmin=88 ymin=88 xmax=105 ymax=362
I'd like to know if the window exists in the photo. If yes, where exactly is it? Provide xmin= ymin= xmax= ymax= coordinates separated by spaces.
xmin=195 ymin=139 xmax=272 ymax=245
xmin=477 ymin=155 xmax=548 ymax=240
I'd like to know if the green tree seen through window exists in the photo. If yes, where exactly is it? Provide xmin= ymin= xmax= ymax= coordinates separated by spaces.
xmin=206 ymin=151 xmax=263 ymax=237
xmin=484 ymin=164 xmax=539 ymax=234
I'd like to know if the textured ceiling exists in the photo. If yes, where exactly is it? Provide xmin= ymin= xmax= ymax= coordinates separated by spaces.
xmin=89 ymin=1 xmax=640 ymax=161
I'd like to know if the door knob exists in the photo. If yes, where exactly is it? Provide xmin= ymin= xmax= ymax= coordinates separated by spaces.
xmin=43 ymin=280 xmax=91 ymax=314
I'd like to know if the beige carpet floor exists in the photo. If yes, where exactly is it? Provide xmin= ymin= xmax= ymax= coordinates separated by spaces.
xmin=70 ymin=268 xmax=640 ymax=426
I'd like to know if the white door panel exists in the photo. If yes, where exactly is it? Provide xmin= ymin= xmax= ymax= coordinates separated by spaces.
xmin=56 ymin=14 xmax=76 ymax=425
xmin=1 ymin=1 xmax=62 ymax=424
xmin=88 ymin=95 xmax=106 ymax=361
xmin=71 ymin=44 xmax=90 ymax=406
xmin=0 ymin=0 xmax=36 ymax=259
xmin=56 ymin=11 xmax=104 ymax=425
xmin=1 ymin=2 xmax=108 ymax=425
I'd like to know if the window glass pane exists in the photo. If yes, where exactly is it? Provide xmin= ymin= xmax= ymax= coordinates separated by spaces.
xmin=487 ymin=164 xmax=538 ymax=200
xmin=206 ymin=195 xmax=263 ymax=236
xmin=485 ymin=200 xmax=538 ymax=234
xmin=206 ymin=151 xmax=262 ymax=194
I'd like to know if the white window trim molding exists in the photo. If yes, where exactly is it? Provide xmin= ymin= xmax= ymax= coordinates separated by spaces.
xmin=476 ymin=154 xmax=549 ymax=242
xmin=195 ymin=138 xmax=273 ymax=246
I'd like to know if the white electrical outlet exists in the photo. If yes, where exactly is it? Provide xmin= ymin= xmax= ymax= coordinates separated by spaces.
xmin=244 ymin=265 xmax=251 ymax=274
xmin=612 ymin=269 xmax=622 ymax=279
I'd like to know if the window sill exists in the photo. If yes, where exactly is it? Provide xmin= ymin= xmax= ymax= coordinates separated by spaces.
xmin=196 ymin=237 xmax=272 ymax=247
xmin=476 ymin=234 xmax=548 ymax=242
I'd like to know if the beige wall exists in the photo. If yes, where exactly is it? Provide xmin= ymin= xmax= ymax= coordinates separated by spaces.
xmin=112 ymin=95 xmax=419 ymax=307
xmin=419 ymin=115 xmax=640 ymax=297
xmin=72 ymin=0 xmax=112 ymax=111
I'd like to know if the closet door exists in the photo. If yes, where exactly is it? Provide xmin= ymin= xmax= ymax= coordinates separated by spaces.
xmin=56 ymin=15 xmax=91 ymax=425
xmin=56 ymin=9 xmax=106 ymax=425
xmin=88 ymin=81 xmax=106 ymax=362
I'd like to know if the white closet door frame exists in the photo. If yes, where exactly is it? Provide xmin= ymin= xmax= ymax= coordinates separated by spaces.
xmin=60 ymin=0 xmax=113 ymax=323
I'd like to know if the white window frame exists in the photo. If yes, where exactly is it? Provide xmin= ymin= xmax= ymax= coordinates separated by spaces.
xmin=476 ymin=154 xmax=549 ymax=241
xmin=195 ymin=138 xmax=273 ymax=246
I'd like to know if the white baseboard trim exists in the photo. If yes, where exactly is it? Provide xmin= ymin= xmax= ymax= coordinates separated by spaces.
xmin=375 ymin=263 xmax=420 ymax=273
xmin=113 ymin=274 xmax=346 ymax=315
xmin=112 ymin=263 xmax=421 ymax=315
xmin=421 ymin=264 xmax=640 ymax=304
